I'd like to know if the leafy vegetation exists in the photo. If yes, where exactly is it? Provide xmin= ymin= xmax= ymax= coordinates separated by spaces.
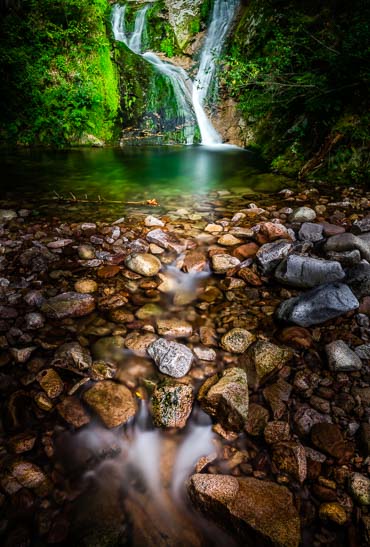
xmin=0 ymin=0 xmax=119 ymax=146
xmin=225 ymin=0 xmax=370 ymax=181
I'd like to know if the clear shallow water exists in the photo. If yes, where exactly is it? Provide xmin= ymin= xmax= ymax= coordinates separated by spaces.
xmin=0 ymin=146 xmax=291 ymax=219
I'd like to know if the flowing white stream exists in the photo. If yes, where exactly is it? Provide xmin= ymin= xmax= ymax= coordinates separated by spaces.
xmin=111 ymin=1 xmax=240 ymax=146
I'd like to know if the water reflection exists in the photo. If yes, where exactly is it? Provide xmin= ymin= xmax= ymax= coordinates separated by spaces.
xmin=0 ymin=145 xmax=283 ymax=203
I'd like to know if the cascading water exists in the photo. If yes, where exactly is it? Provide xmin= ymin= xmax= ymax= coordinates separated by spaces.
xmin=111 ymin=1 xmax=240 ymax=146
xmin=193 ymin=0 xmax=240 ymax=145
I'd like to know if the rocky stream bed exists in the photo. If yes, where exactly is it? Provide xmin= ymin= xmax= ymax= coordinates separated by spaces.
xmin=0 ymin=182 xmax=369 ymax=546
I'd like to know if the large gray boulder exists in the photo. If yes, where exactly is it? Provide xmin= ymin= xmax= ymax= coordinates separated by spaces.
xmin=276 ymin=283 xmax=359 ymax=327
xmin=275 ymin=255 xmax=345 ymax=288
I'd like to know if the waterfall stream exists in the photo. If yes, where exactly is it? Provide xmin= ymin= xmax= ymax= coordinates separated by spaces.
xmin=111 ymin=1 xmax=240 ymax=146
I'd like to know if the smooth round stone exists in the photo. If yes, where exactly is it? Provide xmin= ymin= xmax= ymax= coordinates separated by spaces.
xmin=145 ymin=215 xmax=164 ymax=227
xmin=325 ymin=340 xmax=362 ymax=372
xmin=350 ymin=473 xmax=370 ymax=505
xmin=78 ymin=245 xmax=96 ymax=260
xmin=74 ymin=278 xmax=98 ymax=294
xmin=221 ymin=328 xmax=255 ymax=354
xmin=218 ymin=234 xmax=242 ymax=246
xmin=125 ymin=253 xmax=161 ymax=276
xmin=319 ymin=503 xmax=347 ymax=525
xmin=83 ymin=381 xmax=137 ymax=428
xmin=41 ymin=292 xmax=95 ymax=319
xmin=289 ymin=207 xmax=316 ymax=223
xmin=211 ymin=254 xmax=240 ymax=274
xmin=0 ymin=209 xmax=17 ymax=223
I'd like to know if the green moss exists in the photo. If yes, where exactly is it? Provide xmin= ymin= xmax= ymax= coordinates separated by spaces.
xmin=225 ymin=0 xmax=370 ymax=182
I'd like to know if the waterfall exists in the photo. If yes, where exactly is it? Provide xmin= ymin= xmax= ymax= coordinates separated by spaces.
xmin=193 ymin=0 xmax=240 ymax=145
xmin=111 ymin=1 xmax=240 ymax=147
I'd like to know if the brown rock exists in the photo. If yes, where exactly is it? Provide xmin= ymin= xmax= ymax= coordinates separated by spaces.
xmin=279 ymin=326 xmax=313 ymax=349
xmin=189 ymin=474 xmax=301 ymax=547
xmin=9 ymin=461 xmax=46 ymax=489
xmin=263 ymin=379 xmax=292 ymax=419
xmin=97 ymin=265 xmax=120 ymax=278
xmin=260 ymin=222 xmax=290 ymax=242
xmin=57 ymin=396 xmax=90 ymax=428
xmin=36 ymin=369 xmax=64 ymax=399
xmin=233 ymin=242 xmax=259 ymax=260
xmin=183 ymin=250 xmax=207 ymax=272
xmin=264 ymin=421 xmax=290 ymax=444
xmin=311 ymin=423 xmax=354 ymax=460
xmin=238 ymin=267 xmax=263 ymax=286
xmin=83 ymin=381 xmax=137 ymax=428
xmin=151 ymin=381 xmax=193 ymax=428
xmin=41 ymin=292 xmax=95 ymax=319
xmin=246 ymin=403 xmax=269 ymax=436
xmin=241 ymin=341 xmax=292 ymax=390
xmin=272 ymin=441 xmax=307 ymax=483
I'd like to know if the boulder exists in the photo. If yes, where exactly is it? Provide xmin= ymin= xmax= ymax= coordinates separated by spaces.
xmin=276 ymin=283 xmax=359 ymax=327
xmin=275 ymin=255 xmax=345 ymax=289
xmin=188 ymin=474 xmax=301 ymax=547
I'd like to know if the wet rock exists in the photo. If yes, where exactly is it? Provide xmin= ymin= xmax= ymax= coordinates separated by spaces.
xmin=57 ymin=396 xmax=90 ymax=428
xmin=279 ymin=326 xmax=313 ymax=349
xmin=240 ymin=341 xmax=292 ymax=389
xmin=146 ymin=228 xmax=185 ymax=253
xmin=298 ymin=222 xmax=324 ymax=242
xmin=360 ymin=423 xmax=370 ymax=456
xmin=151 ymin=381 xmax=193 ymax=428
xmin=326 ymin=249 xmax=361 ymax=267
xmin=246 ymin=403 xmax=269 ymax=436
xmin=218 ymin=234 xmax=242 ymax=246
xmin=97 ymin=265 xmax=121 ymax=278
xmin=264 ymin=421 xmax=290 ymax=444
xmin=272 ymin=441 xmax=307 ymax=483
xmin=156 ymin=318 xmax=192 ymax=338
xmin=350 ymin=473 xmax=370 ymax=505
xmin=125 ymin=253 xmax=161 ymax=277
xmin=90 ymin=361 xmax=117 ymax=381
xmin=220 ymin=328 xmax=255 ymax=354
xmin=92 ymin=336 xmax=126 ymax=365
xmin=182 ymin=250 xmax=207 ymax=272
xmin=319 ymin=502 xmax=347 ymax=525
xmin=9 ymin=461 xmax=46 ymax=489
xmin=351 ymin=386 xmax=370 ymax=407
xmin=51 ymin=342 xmax=92 ymax=373
xmin=41 ymin=292 xmax=95 ymax=319
xmin=20 ymin=246 xmax=57 ymax=272
xmin=36 ymin=368 xmax=64 ymax=399
xmin=189 ymin=474 xmax=301 ymax=547
xmin=0 ymin=209 xmax=17 ymax=223
xmin=135 ymin=303 xmax=162 ymax=320
xmin=82 ymin=381 xmax=137 ymax=428
xmin=325 ymin=340 xmax=362 ymax=372
xmin=325 ymin=233 xmax=370 ymax=261
xmin=10 ymin=346 xmax=36 ymax=363
xmin=198 ymin=367 xmax=248 ymax=431
xmin=147 ymin=338 xmax=193 ymax=378
xmin=352 ymin=217 xmax=370 ymax=234
xmin=77 ymin=244 xmax=96 ymax=260
xmin=233 ymin=242 xmax=259 ymax=260
xmin=124 ymin=332 xmax=158 ymax=356
xmin=275 ymin=255 xmax=345 ymax=289
xmin=24 ymin=312 xmax=45 ymax=330
xmin=193 ymin=346 xmax=216 ymax=361
xmin=145 ymin=215 xmax=164 ymax=227
xmin=311 ymin=423 xmax=353 ymax=460
xmin=211 ymin=254 xmax=240 ymax=274
xmin=260 ymin=222 xmax=290 ymax=241
xmin=276 ymin=283 xmax=359 ymax=327
xmin=8 ymin=432 xmax=37 ymax=454
xmin=74 ymin=278 xmax=98 ymax=294
xmin=289 ymin=207 xmax=316 ymax=223
xmin=263 ymin=379 xmax=292 ymax=419
xmin=346 ymin=263 xmax=370 ymax=299
xmin=256 ymin=240 xmax=293 ymax=274
xmin=205 ymin=223 xmax=223 ymax=233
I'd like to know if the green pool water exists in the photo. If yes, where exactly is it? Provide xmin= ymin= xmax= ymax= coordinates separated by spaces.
xmin=0 ymin=146 xmax=292 ymax=219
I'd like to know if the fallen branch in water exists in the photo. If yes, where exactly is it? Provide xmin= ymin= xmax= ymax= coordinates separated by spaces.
xmin=52 ymin=191 xmax=159 ymax=206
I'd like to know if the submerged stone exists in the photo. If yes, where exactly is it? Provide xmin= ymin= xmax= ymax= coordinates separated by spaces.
xmin=41 ymin=292 xmax=95 ymax=319
xmin=220 ymin=328 xmax=255 ymax=354
xmin=240 ymin=340 xmax=292 ymax=389
xmin=125 ymin=253 xmax=161 ymax=277
xmin=276 ymin=283 xmax=359 ymax=327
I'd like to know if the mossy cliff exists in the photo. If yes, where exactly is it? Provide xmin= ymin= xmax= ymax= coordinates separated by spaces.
xmin=0 ymin=0 xmax=120 ymax=147
xmin=225 ymin=0 xmax=370 ymax=182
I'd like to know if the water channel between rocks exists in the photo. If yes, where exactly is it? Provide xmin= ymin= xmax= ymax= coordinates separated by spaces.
xmin=0 ymin=147 xmax=369 ymax=547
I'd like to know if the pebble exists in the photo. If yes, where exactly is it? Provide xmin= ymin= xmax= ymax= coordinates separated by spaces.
xmin=74 ymin=278 xmax=98 ymax=294
xmin=36 ymin=369 xmax=64 ymax=399
xmin=147 ymin=338 xmax=193 ymax=378
xmin=151 ymin=381 xmax=193 ymax=428
xmin=298 ymin=222 xmax=324 ymax=242
xmin=211 ymin=254 xmax=240 ymax=273
xmin=77 ymin=244 xmax=96 ymax=260
xmin=319 ymin=502 xmax=347 ymax=525
xmin=41 ymin=292 xmax=95 ymax=319
xmin=144 ymin=215 xmax=164 ymax=227
xmin=156 ymin=318 xmax=193 ymax=338
xmin=220 ymin=328 xmax=255 ymax=354
xmin=350 ymin=473 xmax=370 ymax=505
xmin=125 ymin=253 xmax=161 ymax=277
xmin=289 ymin=207 xmax=316 ymax=223
xmin=325 ymin=340 xmax=362 ymax=372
